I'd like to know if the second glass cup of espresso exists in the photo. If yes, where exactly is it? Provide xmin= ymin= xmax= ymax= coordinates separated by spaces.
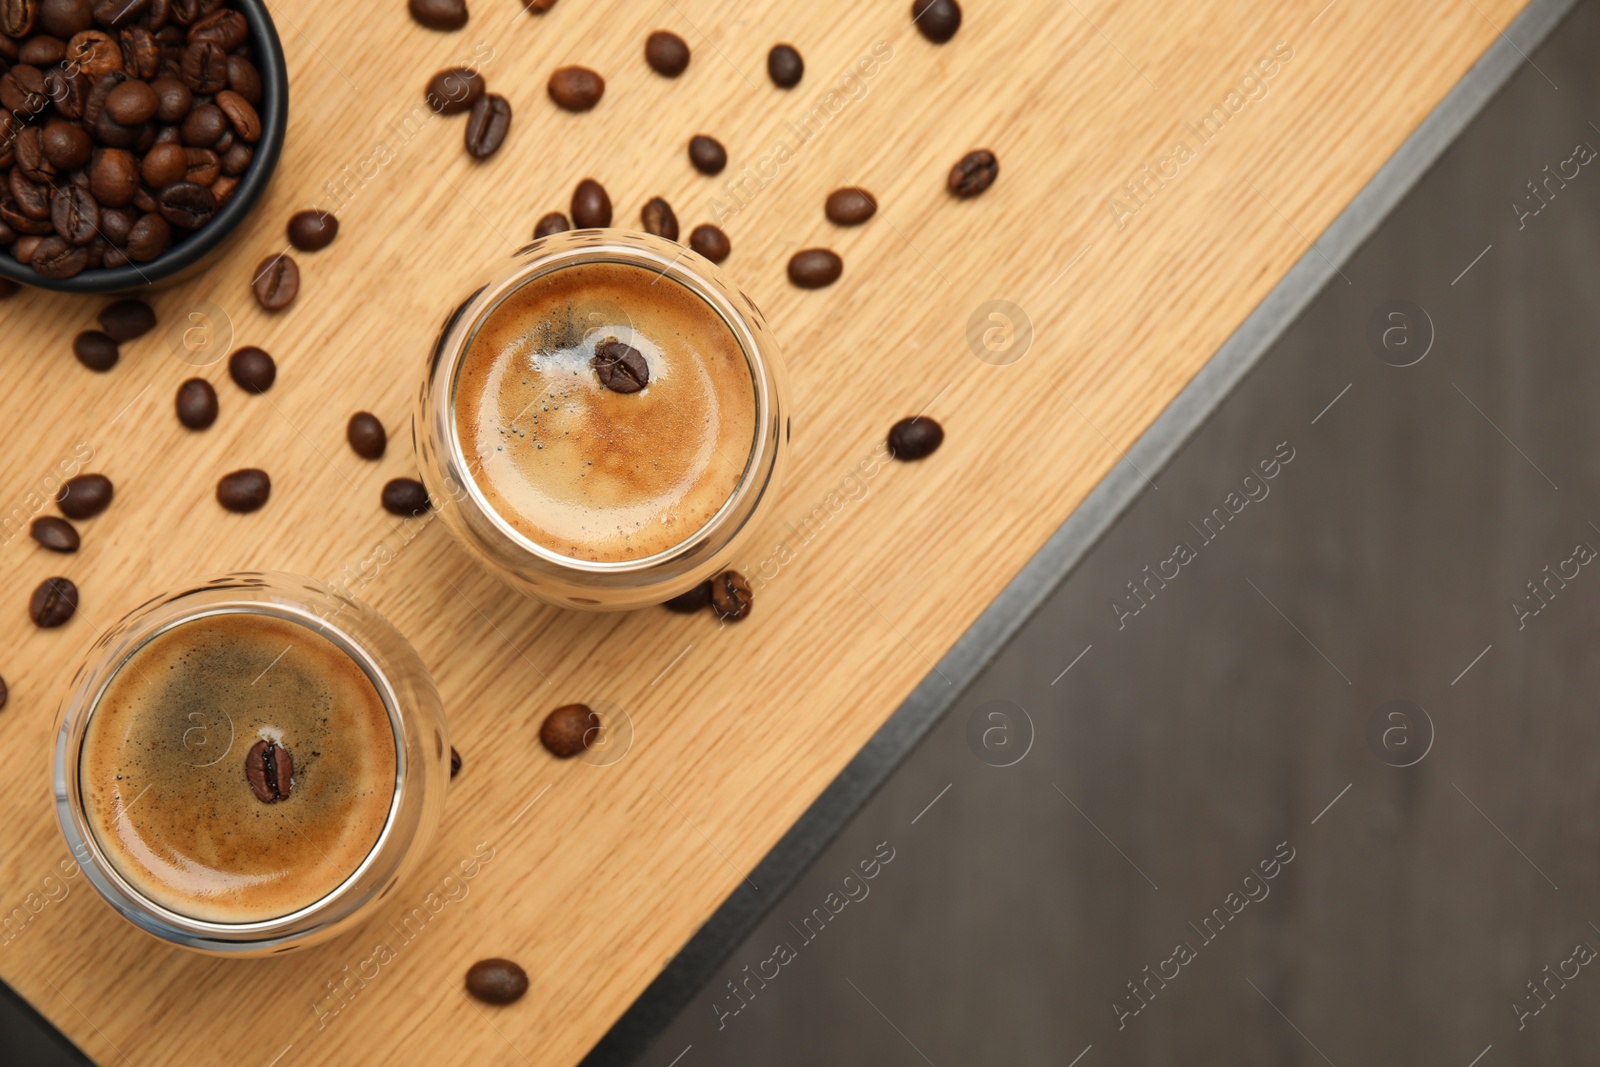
xmin=418 ymin=231 xmax=790 ymax=610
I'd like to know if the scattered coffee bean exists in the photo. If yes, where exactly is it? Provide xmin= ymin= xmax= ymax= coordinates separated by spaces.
xmin=548 ymin=65 xmax=604 ymax=111
xmin=287 ymin=209 xmax=338 ymax=252
xmin=948 ymin=149 xmax=998 ymax=198
xmin=244 ymin=739 xmax=292 ymax=803
xmin=29 ymin=576 xmax=78 ymax=628
xmin=689 ymin=223 xmax=729 ymax=264
xmin=825 ymin=187 xmax=877 ymax=226
xmin=710 ymin=570 xmax=752 ymax=621
xmin=687 ymin=134 xmax=726 ymax=176
xmin=425 ymin=66 xmax=484 ymax=115
xmin=888 ymin=416 xmax=944 ymax=459
xmin=409 ymin=0 xmax=467 ymax=31
xmin=466 ymin=959 xmax=529 ymax=1005
xmin=540 ymin=703 xmax=597 ymax=758
xmin=640 ymin=196 xmax=678 ymax=241
xmin=30 ymin=515 xmax=79 ymax=552
xmin=591 ymin=338 xmax=649 ymax=393
xmin=464 ymin=93 xmax=511 ymax=159
xmin=175 ymin=377 xmax=217 ymax=429
xmin=911 ymin=0 xmax=961 ymax=42
xmin=522 ymin=0 xmax=556 ymax=12
xmin=0 ymin=675 xmax=7 ymax=711
xmin=97 ymin=298 xmax=155 ymax=340
xmin=570 ymin=178 xmax=611 ymax=228
xmin=644 ymin=30 xmax=689 ymax=77
xmin=787 ymin=248 xmax=842 ymax=289
xmin=346 ymin=412 xmax=386 ymax=459
xmin=663 ymin=581 xmax=711 ymax=614
xmin=252 ymin=253 xmax=298 ymax=310
xmin=767 ymin=43 xmax=803 ymax=88
xmin=533 ymin=211 xmax=569 ymax=239
xmin=73 ymin=329 xmax=119 ymax=371
xmin=450 ymin=746 xmax=461 ymax=778
xmin=57 ymin=473 xmax=112 ymax=518
xmin=228 ymin=345 xmax=275 ymax=393
xmin=381 ymin=477 xmax=431 ymax=517
xmin=216 ymin=468 xmax=270 ymax=512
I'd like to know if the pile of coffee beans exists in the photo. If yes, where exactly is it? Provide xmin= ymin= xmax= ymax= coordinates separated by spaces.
xmin=0 ymin=0 xmax=266 ymax=279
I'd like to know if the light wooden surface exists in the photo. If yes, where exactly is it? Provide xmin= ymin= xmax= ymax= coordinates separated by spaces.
xmin=0 ymin=0 xmax=1524 ymax=1063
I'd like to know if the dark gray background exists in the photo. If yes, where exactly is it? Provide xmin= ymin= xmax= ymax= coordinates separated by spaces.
xmin=632 ymin=2 xmax=1600 ymax=1064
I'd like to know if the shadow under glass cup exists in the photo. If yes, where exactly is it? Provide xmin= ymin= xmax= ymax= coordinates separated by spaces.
xmin=417 ymin=231 xmax=791 ymax=611
xmin=53 ymin=573 xmax=448 ymax=956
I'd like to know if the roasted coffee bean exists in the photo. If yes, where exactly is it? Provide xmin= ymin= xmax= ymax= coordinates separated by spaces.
xmin=244 ymin=739 xmax=292 ymax=802
xmin=570 ymin=177 xmax=610 ymax=228
xmin=216 ymin=468 xmax=270 ymax=512
xmin=39 ymin=0 xmax=91 ymax=36
xmin=521 ymin=0 xmax=555 ymax=11
xmin=591 ymin=339 xmax=648 ymax=393
xmin=687 ymin=133 xmax=725 ymax=176
xmin=381 ymin=477 xmax=431 ymax=517
xmin=532 ymin=211 xmax=567 ymax=239
xmin=73 ymin=329 xmax=119 ymax=370
xmin=644 ymin=30 xmax=689 ymax=77
xmin=82 ymin=235 xmax=108 ymax=267
xmin=185 ymin=7 xmax=244 ymax=49
xmin=0 ymin=675 xmax=7 ymax=710
xmin=99 ymin=204 xmax=134 ymax=245
xmin=449 ymin=746 xmax=461 ymax=777
xmin=182 ymin=145 xmax=218 ymax=184
xmin=89 ymin=146 xmax=138 ymax=205
xmin=13 ymin=126 xmax=54 ymax=181
xmin=408 ymin=0 xmax=466 ymax=31
xmin=640 ymin=196 xmax=677 ymax=241
xmin=11 ymin=236 xmax=45 ymax=262
xmin=44 ymin=66 xmax=89 ymax=118
xmin=0 ymin=64 xmax=47 ymax=117
xmin=767 ymin=43 xmax=802 ymax=88
xmin=911 ymin=0 xmax=961 ymax=42
xmin=209 ymin=172 xmax=235 ymax=205
xmin=948 ymin=148 xmax=997 ymax=198
xmin=104 ymin=76 xmax=155 ymax=122
xmin=547 ymin=65 xmax=603 ymax=111
xmin=82 ymin=67 xmax=125 ymax=125
xmin=175 ymin=375 xmax=216 ymax=427
xmin=91 ymin=0 xmax=145 ymax=29
xmin=219 ymin=139 xmax=251 ymax=175
xmin=286 ymin=209 xmax=337 ymax=251
xmin=149 ymin=72 xmax=188 ymax=120
xmin=464 ymin=92 xmax=509 ymax=159
xmin=120 ymin=23 xmax=159 ymax=78
xmin=40 ymin=118 xmax=92 ymax=169
xmin=96 ymin=298 xmax=154 ymax=339
xmin=465 ymin=959 xmax=529 ymax=1005
xmin=251 ymin=252 xmax=297 ymax=310
xmin=214 ymin=87 xmax=257 ymax=141
xmin=51 ymin=183 xmax=99 ymax=244
xmin=31 ymin=234 xmax=87 ymax=277
xmin=139 ymin=139 xmax=184 ymax=184
xmin=30 ymin=515 xmax=79 ymax=552
xmin=346 ymin=411 xmax=386 ymax=459
xmin=7 ymin=170 xmax=49 ymax=219
xmin=825 ymin=186 xmax=876 ymax=225
xmin=425 ymin=65 xmax=482 ymax=114
xmin=0 ymin=0 xmax=37 ymax=36
xmin=179 ymin=38 xmax=224 ymax=92
xmin=540 ymin=704 xmax=597 ymax=758
xmin=67 ymin=29 xmax=121 ymax=77
xmin=180 ymin=100 xmax=224 ymax=144
xmin=787 ymin=248 xmax=842 ymax=289
xmin=225 ymin=54 xmax=259 ymax=101
xmin=155 ymin=179 xmax=214 ymax=228
xmin=92 ymin=108 xmax=142 ymax=148
xmin=663 ymin=580 xmax=711 ymax=614
xmin=19 ymin=35 xmax=65 ymax=65
xmin=29 ymin=576 xmax=78 ymax=628
xmin=227 ymin=345 xmax=274 ymax=392
xmin=710 ymin=570 xmax=752 ymax=621
xmin=688 ymin=223 xmax=728 ymax=264
xmin=124 ymin=210 xmax=167 ymax=259
xmin=169 ymin=0 xmax=221 ymax=25
xmin=888 ymin=415 xmax=943 ymax=459
xmin=58 ymin=473 xmax=112 ymax=517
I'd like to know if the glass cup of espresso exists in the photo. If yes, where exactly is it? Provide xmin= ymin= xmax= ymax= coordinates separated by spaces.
xmin=417 ymin=231 xmax=791 ymax=611
xmin=53 ymin=573 xmax=449 ymax=956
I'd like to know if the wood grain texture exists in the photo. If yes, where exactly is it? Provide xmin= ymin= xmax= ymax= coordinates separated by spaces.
xmin=0 ymin=0 xmax=1525 ymax=1063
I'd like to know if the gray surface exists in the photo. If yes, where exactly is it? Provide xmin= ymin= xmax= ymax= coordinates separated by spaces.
xmin=634 ymin=2 xmax=1600 ymax=1064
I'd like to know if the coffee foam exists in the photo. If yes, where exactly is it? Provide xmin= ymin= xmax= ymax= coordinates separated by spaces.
xmin=79 ymin=612 xmax=397 ymax=924
xmin=452 ymin=260 xmax=758 ymax=562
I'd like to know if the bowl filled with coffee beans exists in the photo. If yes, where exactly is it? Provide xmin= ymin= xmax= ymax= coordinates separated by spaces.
xmin=0 ymin=0 xmax=287 ymax=293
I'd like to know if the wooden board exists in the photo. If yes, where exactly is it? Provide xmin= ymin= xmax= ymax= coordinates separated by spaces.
xmin=0 ymin=0 xmax=1526 ymax=1063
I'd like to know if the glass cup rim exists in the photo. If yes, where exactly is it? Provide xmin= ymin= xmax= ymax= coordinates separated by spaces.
xmin=58 ymin=597 xmax=408 ymax=939
xmin=441 ymin=235 xmax=777 ymax=573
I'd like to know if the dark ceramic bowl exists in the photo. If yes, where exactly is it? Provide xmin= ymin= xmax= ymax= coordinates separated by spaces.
xmin=0 ymin=0 xmax=288 ymax=295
